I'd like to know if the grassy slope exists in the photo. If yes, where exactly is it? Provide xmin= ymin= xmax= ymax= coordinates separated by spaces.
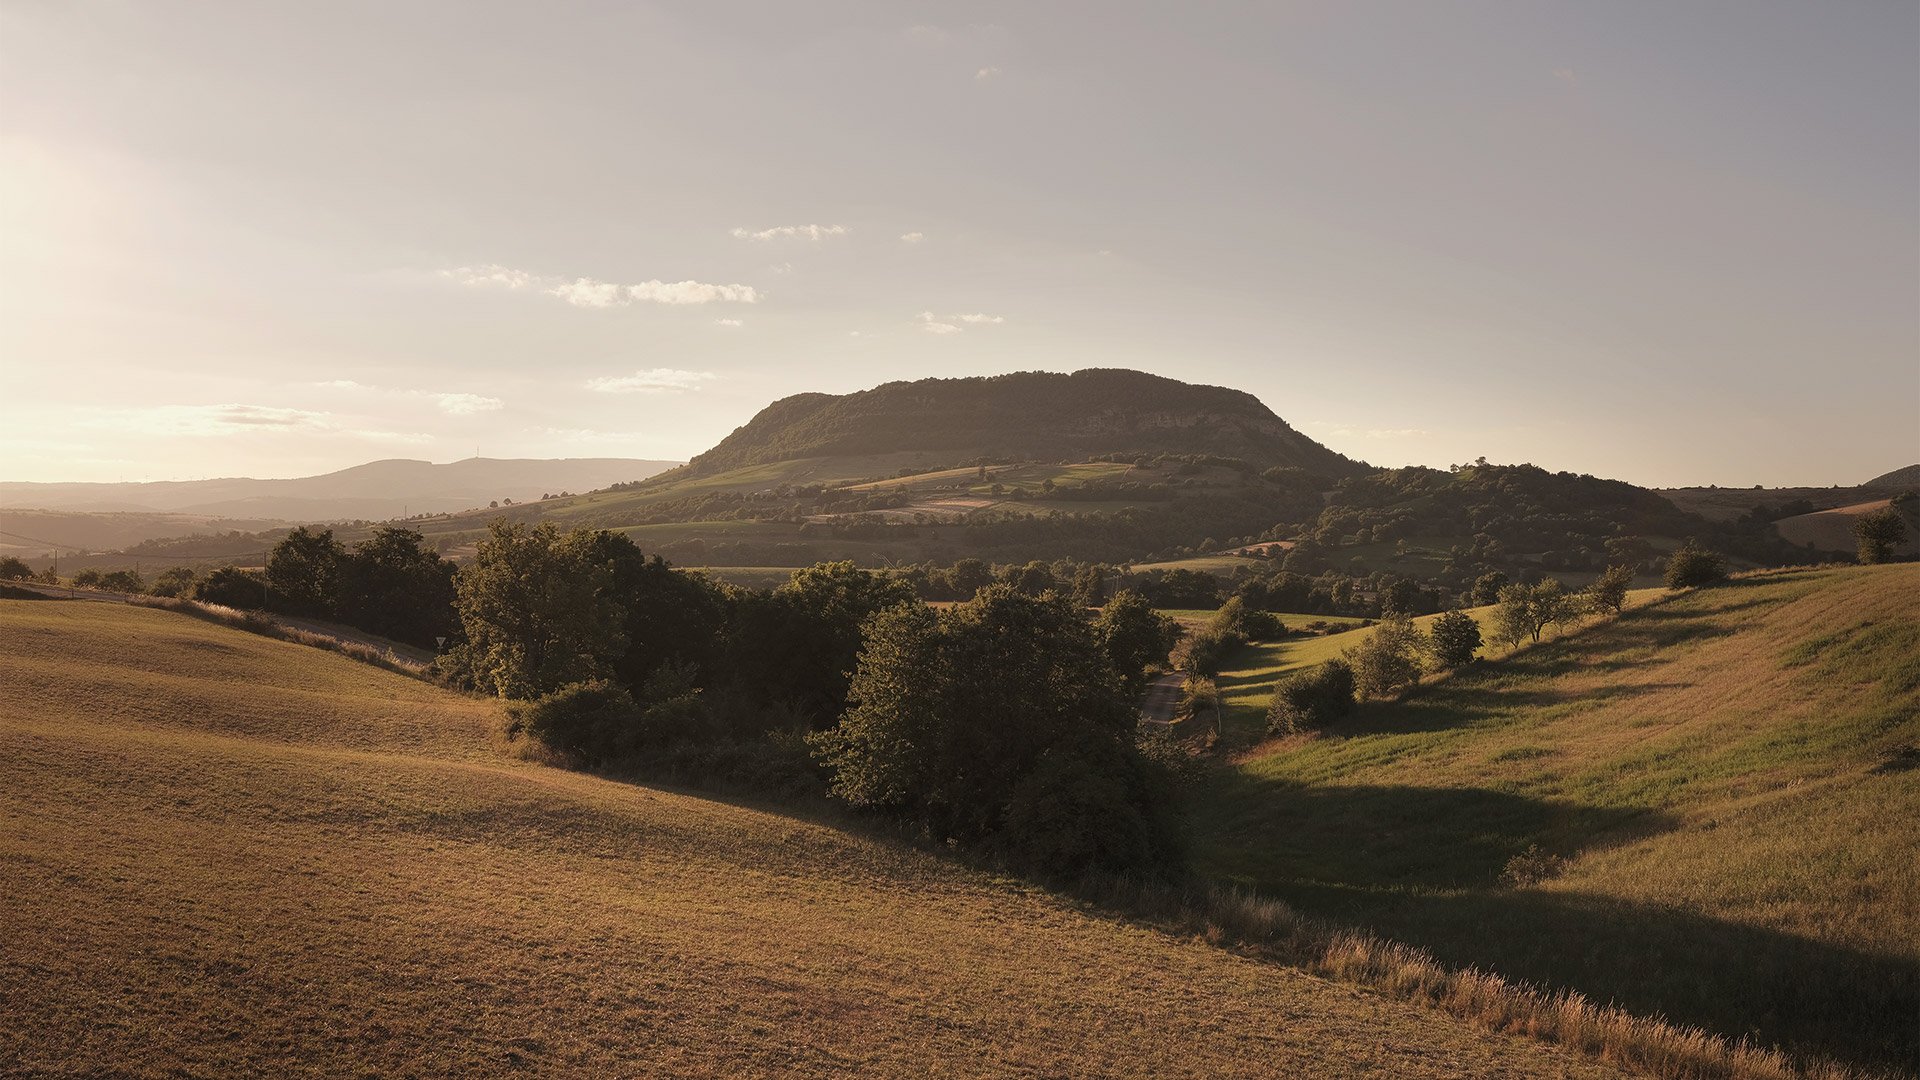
xmin=0 ymin=601 xmax=1624 ymax=1079
xmin=1192 ymin=566 xmax=1920 ymax=1071
xmin=1212 ymin=592 xmax=1662 ymax=734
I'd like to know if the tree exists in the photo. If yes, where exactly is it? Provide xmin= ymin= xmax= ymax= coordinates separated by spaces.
xmin=149 ymin=566 xmax=199 ymax=598
xmin=1471 ymin=571 xmax=1509 ymax=606
xmin=452 ymin=522 xmax=625 ymax=699
xmin=1380 ymin=578 xmax=1421 ymax=615
xmin=1492 ymin=580 xmax=1577 ymax=647
xmin=1069 ymin=564 xmax=1108 ymax=608
xmin=193 ymin=566 xmax=265 ymax=609
xmin=70 ymin=568 xmax=103 ymax=588
xmin=1093 ymin=589 xmax=1182 ymax=698
xmin=0 ymin=556 xmax=31 ymax=581
xmin=752 ymin=561 xmax=918 ymax=723
xmin=812 ymin=586 xmax=1181 ymax=873
xmin=1426 ymin=609 xmax=1482 ymax=670
xmin=336 ymin=526 xmax=458 ymax=647
xmin=1345 ymin=613 xmax=1426 ymax=699
xmin=266 ymin=526 xmax=344 ymax=616
xmin=1854 ymin=508 xmax=1909 ymax=564
xmin=97 ymin=569 xmax=144 ymax=593
xmin=1664 ymin=540 xmax=1727 ymax=589
xmin=1266 ymin=659 xmax=1355 ymax=734
xmin=1583 ymin=564 xmax=1635 ymax=616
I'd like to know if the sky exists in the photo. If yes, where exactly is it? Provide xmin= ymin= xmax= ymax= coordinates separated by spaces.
xmin=2 ymin=1 xmax=1915 ymax=488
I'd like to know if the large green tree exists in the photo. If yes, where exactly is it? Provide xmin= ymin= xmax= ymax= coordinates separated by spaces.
xmin=453 ymin=522 xmax=624 ymax=699
xmin=813 ymin=585 xmax=1181 ymax=873
xmin=731 ymin=561 xmax=919 ymax=724
xmin=265 ymin=526 xmax=345 ymax=616
xmin=1093 ymin=589 xmax=1182 ymax=698
xmin=336 ymin=526 xmax=458 ymax=647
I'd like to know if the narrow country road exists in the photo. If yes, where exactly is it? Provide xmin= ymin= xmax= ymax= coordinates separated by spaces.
xmin=1138 ymin=671 xmax=1186 ymax=725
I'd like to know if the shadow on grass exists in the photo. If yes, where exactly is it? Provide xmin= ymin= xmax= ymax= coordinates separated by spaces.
xmin=1197 ymin=774 xmax=1920 ymax=1073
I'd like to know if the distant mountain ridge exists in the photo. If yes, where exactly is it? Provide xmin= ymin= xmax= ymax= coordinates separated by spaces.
xmin=682 ymin=369 xmax=1364 ymax=478
xmin=0 ymin=458 xmax=679 ymax=520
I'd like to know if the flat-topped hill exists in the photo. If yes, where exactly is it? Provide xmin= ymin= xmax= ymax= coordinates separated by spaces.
xmin=681 ymin=369 xmax=1363 ymax=477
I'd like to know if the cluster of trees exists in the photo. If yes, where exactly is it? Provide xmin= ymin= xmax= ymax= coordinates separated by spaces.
xmin=434 ymin=521 xmax=1191 ymax=874
xmin=261 ymin=526 xmax=459 ymax=647
xmin=1263 ymin=558 xmax=1661 ymax=736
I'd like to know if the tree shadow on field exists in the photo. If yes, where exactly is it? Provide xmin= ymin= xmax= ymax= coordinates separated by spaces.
xmin=1199 ymin=777 xmax=1920 ymax=1073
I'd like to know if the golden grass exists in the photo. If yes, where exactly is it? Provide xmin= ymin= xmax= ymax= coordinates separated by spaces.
xmin=1 ymin=599 xmax=1644 ymax=1078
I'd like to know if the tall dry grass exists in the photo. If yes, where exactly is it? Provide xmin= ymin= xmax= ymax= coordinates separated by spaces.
xmin=1076 ymin=874 xmax=1874 ymax=1080
xmin=127 ymin=595 xmax=426 ymax=677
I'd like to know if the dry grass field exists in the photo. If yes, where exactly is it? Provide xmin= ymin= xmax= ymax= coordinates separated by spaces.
xmin=0 ymin=599 xmax=1638 ymax=1079
xmin=1193 ymin=566 xmax=1920 ymax=1073
xmin=1772 ymin=500 xmax=1920 ymax=556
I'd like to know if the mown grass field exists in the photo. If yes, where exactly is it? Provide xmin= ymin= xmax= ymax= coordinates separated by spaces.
xmin=0 ymin=600 xmax=1634 ymax=1079
xmin=1191 ymin=566 xmax=1920 ymax=1072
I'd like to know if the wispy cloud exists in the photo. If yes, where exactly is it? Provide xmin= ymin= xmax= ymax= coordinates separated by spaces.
xmin=445 ymin=264 xmax=758 ymax=307
xmin=94 ymin=404 xmax=431 ymax=444
xmin=584 ymin=368 xmax=718 ymax=395
xmin=916 ymin=310 xmax=1003 ymax=334
xmin=443 ymin=263 xmax=536 ymax=290
xmin=975 ymin=66 xmax=1001 ymax=80
xmin=713 ymin=318 xmax=743 ymax=327
xmin=900 ymin=231 xmax=925 ymax=243
xmin=730 ymin=224 xmax=847 ymax=241
xmin=433 ymin=393 xmax=503 ymax=415
xmin=316 ymin=380 xmax=505 ymax=415
xmin=916 ymin=311 xmax=962 ymax=335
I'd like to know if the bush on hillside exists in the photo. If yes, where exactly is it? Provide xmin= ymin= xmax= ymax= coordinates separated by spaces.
xmin=148 ymin=566 xmax=199 ymax=598
xmin=1854 ymin=507 xmax=1908 ymax=565
xmin=0 ymin=556 xmax=31 ymax=581
xmin=1426 ymin=610 xmax=1482 ymax=670
xmin=1582 ymin=564 xmax=1635 ymax=616
xmin=1266 ymin=659 xmax=1356 ymax=734
xmin=97 ymin=569 xmax=143 ymax=593
xmin=193 ymin=566 xmax=266 ymax=609
xmin=1345 ymin=614 xmax=1426 ymax=700
xmin=506 ymin=680 xmax=643 ymax=762
xmin=1664 ymin=540 xmax=1727 ymax=589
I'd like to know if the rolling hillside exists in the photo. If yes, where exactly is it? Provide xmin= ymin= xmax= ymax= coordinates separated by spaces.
xmin=0 ymin=599 xmax=1631 ymax=1079
xmin=1192 ymin=565 xmax=1920 ymax=1072
xmin=1773 ymin=499 xmax=1920 ymax=556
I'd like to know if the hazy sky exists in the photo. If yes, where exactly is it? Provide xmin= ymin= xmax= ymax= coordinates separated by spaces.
xmin=3 ymin=2 xmax=1915 ymax=487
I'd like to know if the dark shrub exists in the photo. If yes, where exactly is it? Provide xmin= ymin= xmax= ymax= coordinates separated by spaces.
xmin=1266 ymin=658 xmax=1356 ymax=734
xmin=193 ymin=566 xmax=266 ymax=609
xmin=506 ymin=680 xmax=642 ymax=763
xmin=1664 ymin=540 xmax=1728 ymax=589
xmin=1426 ymin=609 xmax=1482 ymax=670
